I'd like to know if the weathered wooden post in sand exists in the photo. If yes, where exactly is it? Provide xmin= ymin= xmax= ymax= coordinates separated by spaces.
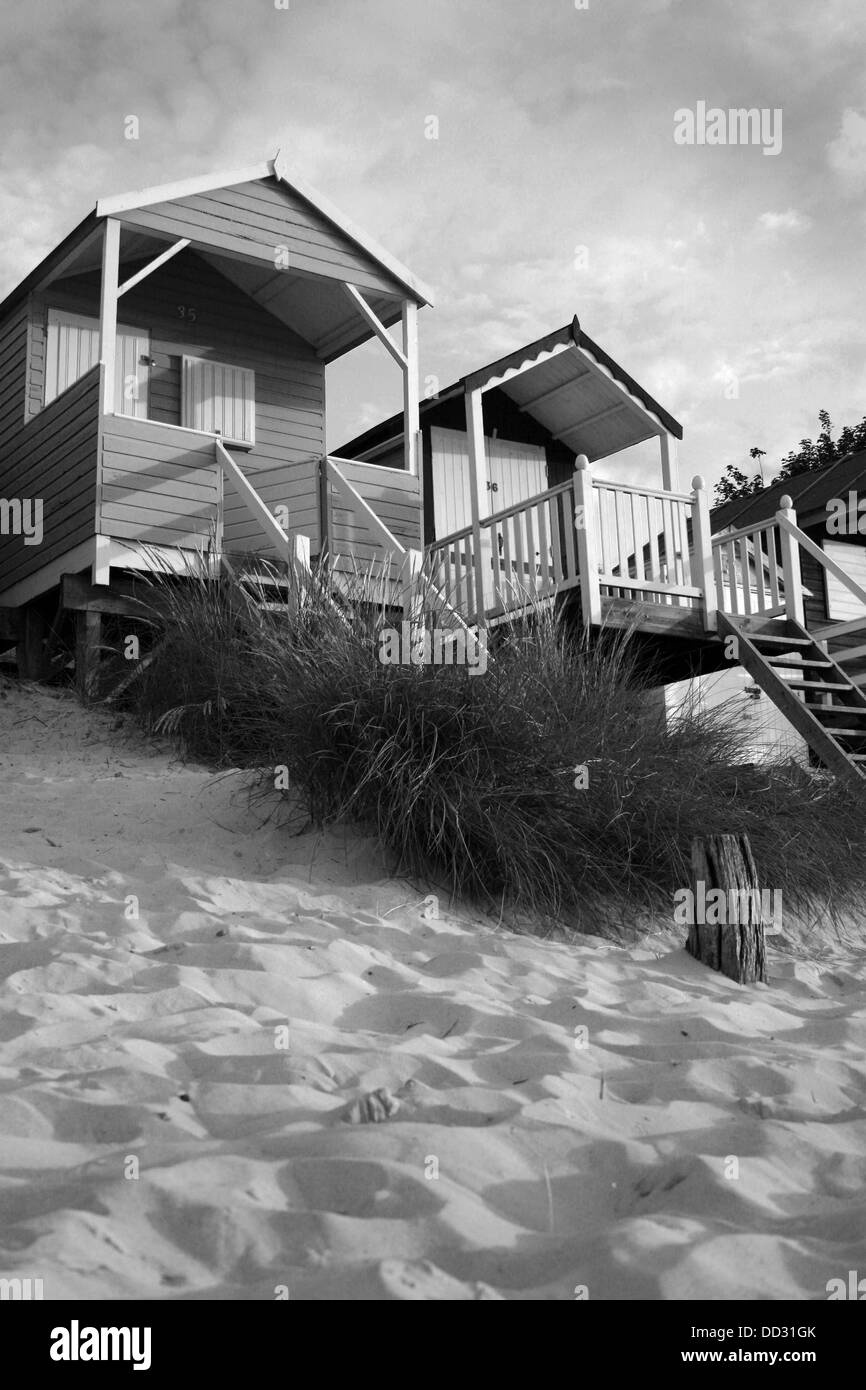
xmin=685 ymin=833 xmax=768 ymax=984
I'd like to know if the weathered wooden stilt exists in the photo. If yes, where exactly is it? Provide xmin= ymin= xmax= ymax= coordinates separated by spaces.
xmin=18 ymin=604 xmax=47 ymax=680
xmin=75 ymin=610 xmax=102 ymax=701
xmin=686 ymin=833 xmax=769 ymax=984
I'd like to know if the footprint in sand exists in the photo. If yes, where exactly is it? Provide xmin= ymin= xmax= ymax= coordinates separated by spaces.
xmin=378 ymin=1259 xmax=503 ymax=1300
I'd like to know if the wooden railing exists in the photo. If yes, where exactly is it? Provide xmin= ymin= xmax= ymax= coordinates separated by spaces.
xmin=711 ymin=496 xmax=866 ymax=681
xmin=427 ymin=479 xmax=581 ymax=622
xmin=776 ymin=498 xmax=866 ymax=684
xmin=592 ymin=477 xmax=702 ymax=611
xmin=710 ymin=516 xmax=786 ymax=620
xmin=322 ymin=455 xmax=422 ymax=612
xmin=214 ymin=447 xmax=439 ymax=620
xmin=426 ymin=458 xmax=715 ymax=628
xmin=216 ymin=439 xmax=311 ymax=580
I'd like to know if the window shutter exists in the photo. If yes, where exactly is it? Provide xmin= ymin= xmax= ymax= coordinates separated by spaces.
xmin=45 ymin=310 xmax=100 ymax=405
xmin=45 ymin=310 xmax=149 ymax=417
xmin=181 ymin=356 xmax=255 ymax=444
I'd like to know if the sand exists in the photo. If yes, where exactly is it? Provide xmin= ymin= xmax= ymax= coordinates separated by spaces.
xmin=1 ymin=673 xmax=865 ymax=1301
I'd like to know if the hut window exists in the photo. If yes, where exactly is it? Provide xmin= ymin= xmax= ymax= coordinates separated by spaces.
xmin=44 ymin=309 xmax=149 ymax=418
xmin=181 ymin=356 xmax=255 ymax=447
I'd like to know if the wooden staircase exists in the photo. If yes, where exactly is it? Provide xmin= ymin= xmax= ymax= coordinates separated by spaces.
xmin=717 ymin=613 xmax=866 ymax=786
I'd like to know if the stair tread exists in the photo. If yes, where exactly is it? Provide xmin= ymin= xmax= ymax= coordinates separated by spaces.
xmin=769 ymin=658 xmax=833 ymax=669
xmin=788 ymin=680 xmax=851 ymax=690
xmin=823 ymin=728 xmax=866 ymax=737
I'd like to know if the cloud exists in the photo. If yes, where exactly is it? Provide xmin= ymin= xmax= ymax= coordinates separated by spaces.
xmin=827 ymin=109 xmax=866 ymax=190
xmin=0 ymin=0 xmax=863 ymax=492
xmin=756 ymin=210 xmax=812 ymax=235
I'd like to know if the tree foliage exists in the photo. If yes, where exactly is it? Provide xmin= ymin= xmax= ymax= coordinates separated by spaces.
xmin=713 ymin=411 xmax=866 ymax=507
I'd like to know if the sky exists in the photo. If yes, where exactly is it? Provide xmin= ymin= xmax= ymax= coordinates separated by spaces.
xmin=1 ymin=0 xmax=864 ymax=491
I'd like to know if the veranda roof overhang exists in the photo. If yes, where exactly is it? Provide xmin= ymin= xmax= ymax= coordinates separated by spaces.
xmin=0 ymin=157 xmax=433 ymax=365
xmin=463 ymin=317 xmax=683 ymax=462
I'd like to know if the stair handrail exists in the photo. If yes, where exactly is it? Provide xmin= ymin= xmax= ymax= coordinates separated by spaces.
xmin=710 ymin=516 xmax=778 ymax=546
xmin=776 ymin=502 xmax=866 ymax=611
xmin=711 ymin=508 xmax=793 ymax=623
xmin=324 ymin=455 xmax=408 ymax=558
xmin=326 ymin=455 xmax=476 ymax=627
xmin=324 ymin=454 xmax=419 ymax=612
xmin=592 ymin=479 xmax=694 ymax=505
xmin=215 ymin=438 xmax=311 ymax=580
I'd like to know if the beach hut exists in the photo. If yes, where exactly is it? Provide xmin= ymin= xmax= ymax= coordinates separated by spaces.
xmin=0 ymin=155 xmax=431 ymax=685
xmin=341 ymin=325 xmax=866 ymax=783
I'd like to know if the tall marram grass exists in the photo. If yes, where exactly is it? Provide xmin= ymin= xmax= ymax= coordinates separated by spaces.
xmin=123 ymin=557 xmax=866 ymax=934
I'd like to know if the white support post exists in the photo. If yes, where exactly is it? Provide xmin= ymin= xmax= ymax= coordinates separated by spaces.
xmin=214 ymin=462 xmax=224 ymax=557
xmin=286 ymin=533 xmax=312 ymax=616
xmin=465 ymin=387 xmax=488 ymax=627
xmin=777 ymin=495 xmax=805 ymax=626
xmin=402 ymin=299 xmax=420 ymax=479
xmin=92 ymin=534 xmax=112 ymax=587
xmin=399 ymin=546 xmax=422 ymax=622
xmin=99 ymin=218 xmax=120 ymax=415
xmin=659 ymin=433 xmax=679 ymax=492
xmin=691 ymin=475 xmax=716 ymax=632
xmin=573 ymin=455 xmax=601 ymax=627
xmin=293 ymin=533 xmax=311 ymax=581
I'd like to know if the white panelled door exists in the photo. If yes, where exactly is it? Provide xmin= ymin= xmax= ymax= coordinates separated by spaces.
xmin=488 ymin=435 xmax=548 ymax=511
xmin=430 ymin=425 xmax=549 ymax=608
xmin=430 ymin=426 xmax=548 ymax=533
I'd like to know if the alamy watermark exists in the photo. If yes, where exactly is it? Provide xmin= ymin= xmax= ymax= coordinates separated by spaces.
xmin=0 ymin=1276 xmax=43 ymax=1299
xmin=0 ymin=497 xmax=43 ymax=545
xmin=378 ymin=621 xmax=488 ymax=675
xmin=826 ymin=1270 xmax=866 ymax=1299
xmin=50 ymin=1321 xmax=151 ymax=1370
xmin=826 ymin=492 xmax=866 ymax=535
xmin=674 ymin=102 xmax=782 ymax=157
xmin=673 ymin=880 xmax=782 ymax=927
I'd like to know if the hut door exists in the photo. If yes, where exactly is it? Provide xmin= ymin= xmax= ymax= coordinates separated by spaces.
xmin=430 ymin=427 xmax=548 ymax=529
xmin=113 ymin=329 xmax=151 ymax=420
xmin=45 ymin=309 xmax=150 ymax=419
xmin=430 ymin=426 xmax=548 ymax=607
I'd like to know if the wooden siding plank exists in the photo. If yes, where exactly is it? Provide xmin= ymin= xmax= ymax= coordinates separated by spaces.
xmin=182 ymin=189 xmax=390 ymax=268
xmin=141 ymin=180 xmax=410 ymax=295
xmin=101 ymin=489 xmax=218 ymax=521
xmin=121 ymin=206 xmax=399 ymax=299
xmin=0 ymin=363 xmax=99 ymax=598
xmin=100 ymin=515 xmax=211 ymax=548
xmin=102 ymin=471 xmax=220 ymax=506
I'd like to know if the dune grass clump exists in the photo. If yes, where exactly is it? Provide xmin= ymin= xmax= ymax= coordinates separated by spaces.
xmin=124 ymin=558 xmax=866 ymax=933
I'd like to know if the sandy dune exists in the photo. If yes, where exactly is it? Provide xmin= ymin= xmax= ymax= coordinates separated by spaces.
xmin=1 ymin=674 xmax=865 ymax=1300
